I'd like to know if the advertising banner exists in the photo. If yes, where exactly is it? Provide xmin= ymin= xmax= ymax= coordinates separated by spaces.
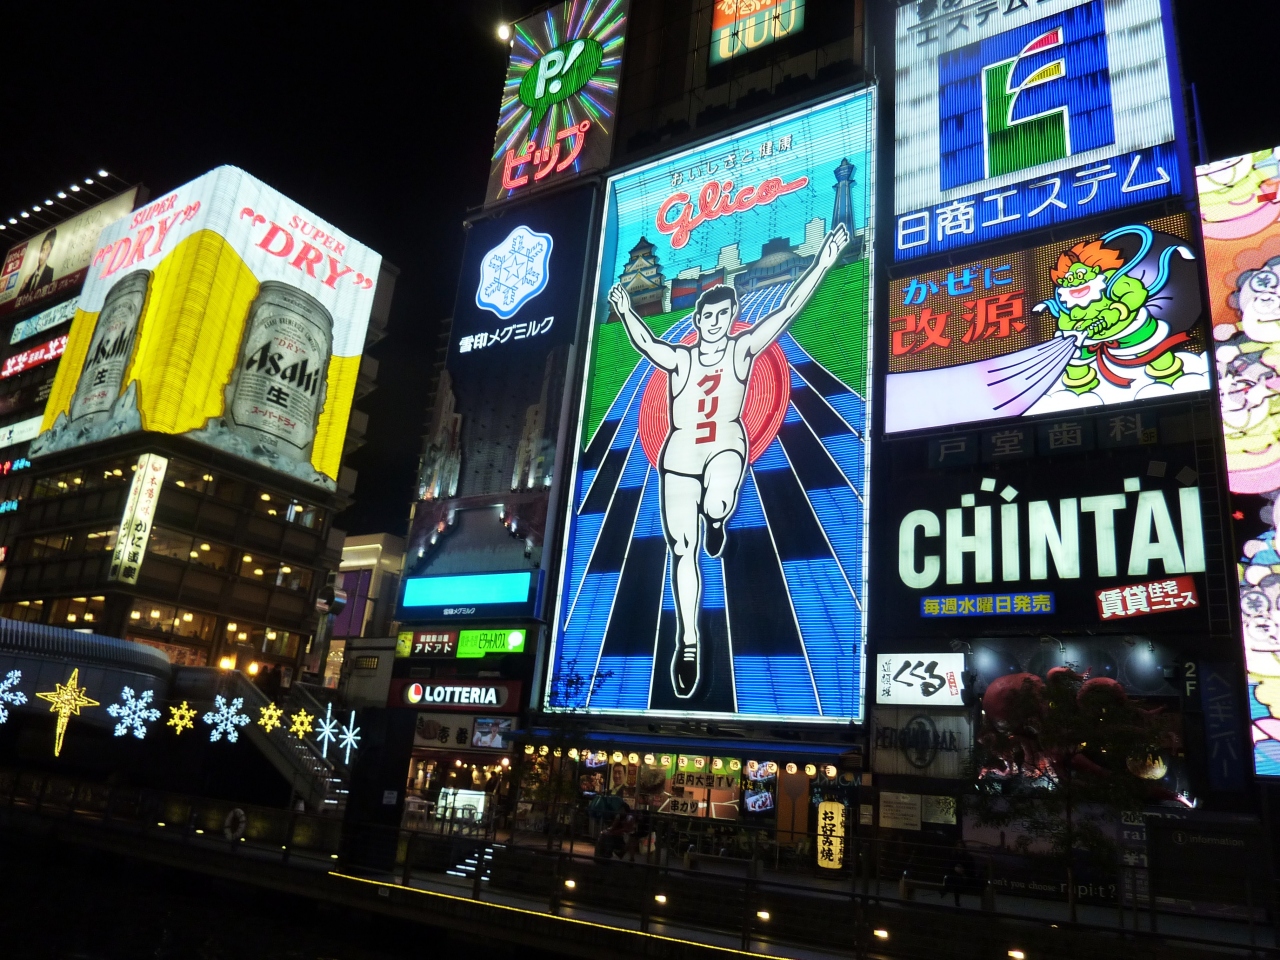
xmin=412 ymin=713 xmax=515 ymax=750
xmin=893 ymin=0 xmax=1183 ymax=261
xmin=875 ymin=652 xmax=966 ymax=706
xmin=390 ymin=678 xmax=522 ymax=714
xmin=879 ymin=438 xmax=1209 ymax=634
xmin=709 ymin=0 xmax=805 ymax=65
xmin=10 ymin=297 xmax=78 ymax=345
xmin=29 ymin=167 xmax=382 ymax=491
xmin=1 ymin=335 xmax=67 ymax=379
xmin=546 ymin=89 xmax=875 ymax=722
xmin=885 ymin=212 xmax=1209 ymax=433
xmin=872 ymin=707 xmax=973 ymax=779
xmin=0 ymin=190 xmax=137 ymax=317
xmin=486 ymin=0 xmax=627 ymax=207
xmin=1197 ymin=145 xmax=1280 ymax=778
xmin=108 ymin=453 xmax=168 ymax=585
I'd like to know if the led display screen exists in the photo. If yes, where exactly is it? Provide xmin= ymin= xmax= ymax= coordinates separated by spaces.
xmin=893 ymin=0 xmax=1183 ymax=261
xmin=885 ymin=213 xmax=1209 ymax=433
xmin=546 ymin=90 xmax=875 ymax=722
xmin=29 ymin=167 xmax=382 ymax=491
xmin=486 ymin=0 xmax=627 ymax=208
xmin=0 ymin=190 xmax=137 ymax=317
xmin=398 ymin=570 xmax=544 ymax=621
xmin=1197 ymin=145 xmax=1280 ymax=778
xmin=875 ymin=424 xmax=1210 ymax=636
xmin=709 ymin=0 xmax=805 ymax=65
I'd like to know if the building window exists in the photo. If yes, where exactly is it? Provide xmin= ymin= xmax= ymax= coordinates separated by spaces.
xmin=238 ymin=553 xmax=312 ymax=593
xmin=21 ymin=533 xmax=73 ymax=561
xmin=254 ymin=627 xmax=301 ymax=659
xmin=49 ymin=595 xmax=106 ymax=627
xmin=82 ymin=529 xmax=118 ymax=553
xmin=0 ymin=599 xmax=43 ymax=622
xmin=32 ymin=460 xmax=132 ymax=500
xmin=129 ymin=636 xmax=209 ymax=667
xmin=127 ymin=602 xmax=216 ymax=641
xmin=253 ymin=492 xmax=324 ymax=529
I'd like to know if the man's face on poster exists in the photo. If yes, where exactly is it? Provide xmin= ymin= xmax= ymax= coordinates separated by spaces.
xmin=36 ymin=238 xmax=52 ymax=270
xmin=695 ymin=296 xmax=735 ymax=344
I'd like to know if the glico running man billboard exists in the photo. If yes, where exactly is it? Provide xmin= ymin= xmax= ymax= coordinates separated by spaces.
xmin=546 ymin=90 xmax=875 ymax=722
xmin=1198 ymin=145 xmax=1280 ymax=777
xmin=893 ymin=0 xmax=1186 ymax=261
xmin=885 ymin=213 xmax=1210 ymax=434
xmin=486 ymin=0 xmax=628 ymax=208
xmin=31 ymin=167 xmax=383 ymax=491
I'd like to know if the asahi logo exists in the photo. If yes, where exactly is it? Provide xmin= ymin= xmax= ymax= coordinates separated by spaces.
xmin=242 ymin=340 xmax=322 ymax=396
xmin=897 ymin=474 xmax=1205 ymax=589
xmin=88 ymin=327 xmax=133 ymax=366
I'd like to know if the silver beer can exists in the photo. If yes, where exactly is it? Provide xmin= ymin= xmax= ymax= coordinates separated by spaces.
xmin=226 ymin=281 xmax=333 ymax=463
xmin=69 ymin=269 xmax=151 ymax=424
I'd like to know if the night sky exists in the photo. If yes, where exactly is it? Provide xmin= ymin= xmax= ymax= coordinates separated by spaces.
xmin=0 ymin=0 xmax=1271 ymax=537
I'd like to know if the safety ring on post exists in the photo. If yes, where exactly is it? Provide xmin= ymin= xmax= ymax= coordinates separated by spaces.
xmin=223 ymin=807 xmax=247 ymax=841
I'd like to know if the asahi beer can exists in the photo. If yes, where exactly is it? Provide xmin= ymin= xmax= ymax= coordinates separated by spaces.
xmin=226 ymin=281 xmax=333 ymax=463
xmin=69 ymin=269 xmax=150 ymax=425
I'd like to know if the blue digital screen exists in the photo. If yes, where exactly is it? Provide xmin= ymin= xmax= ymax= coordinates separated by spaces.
xmin=403 ymin=572 xmax=532 ymax=608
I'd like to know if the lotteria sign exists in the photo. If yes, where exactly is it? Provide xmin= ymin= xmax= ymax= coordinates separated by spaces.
xmin=392 ymin=679 xmax=521 ymax=713
xmin=878 ymin=444 xmax=1211 ymax=633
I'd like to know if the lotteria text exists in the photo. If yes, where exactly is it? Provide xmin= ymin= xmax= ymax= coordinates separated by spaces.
xmin=404 ymin=683 xmax=504 ymax=706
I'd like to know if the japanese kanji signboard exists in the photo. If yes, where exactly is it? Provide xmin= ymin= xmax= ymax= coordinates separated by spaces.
xmin=885 ymin=213 xmax=1209 ymax=434
xmin=893 ymin=0 xmax=1188 ymax=260
xmin=816 ymin=800 xmax=845 ymax=870
xmin=876 ymin=653 xmax=966 ymax=706
xmin=1096 ymin=575 xmax=1198 ymax=620
xmin=108 ymin=453 xmax=168 ymax=585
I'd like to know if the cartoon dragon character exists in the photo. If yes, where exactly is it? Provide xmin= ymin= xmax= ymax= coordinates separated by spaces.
xmin=1037 ymin=225 xmax=1199 ymax=395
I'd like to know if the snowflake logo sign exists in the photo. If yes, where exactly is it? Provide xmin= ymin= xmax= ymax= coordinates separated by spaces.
xmin=0 ymin=669 xmax=27 ymax=724
xmin=203 ymin=695 xmax=251 ymax=743
xmin=313 ymin=702 xmax=340 ymax=758
xmin=107 ymin=686 xmax=161 ymax=739
xmin=475 ymin=225 xmax=553 ymax=321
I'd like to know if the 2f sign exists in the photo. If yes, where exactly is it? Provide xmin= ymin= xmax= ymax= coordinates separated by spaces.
xmin=519 ymin=38 xmax=603 ymax=132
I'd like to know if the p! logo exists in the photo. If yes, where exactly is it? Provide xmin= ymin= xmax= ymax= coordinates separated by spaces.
xmin=938 ymin=0 xmax=1115 ymax=190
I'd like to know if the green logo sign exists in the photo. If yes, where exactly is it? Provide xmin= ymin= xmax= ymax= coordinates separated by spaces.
xmin=457 ymin=629 xmax=527 ymax=658
xmin=519 ymin=38 xmax=603 ymax=132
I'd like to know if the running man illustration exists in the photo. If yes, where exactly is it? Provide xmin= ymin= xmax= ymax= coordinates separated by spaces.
xmin=608 ymin=224 xmax=849 ymax=698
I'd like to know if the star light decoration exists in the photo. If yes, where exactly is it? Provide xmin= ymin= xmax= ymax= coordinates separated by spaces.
xmin=313 ymin=702 xmax=340 ymax=758
xmin=36 ymin=667 xmax=99 ymax=757
xmin=167 ymin=701 xmax=197 ymax=735
xmin=288 ymin=708 xmax=314 ymax=740
xmin=0 ymin=668 xmax=27 ymax=723
xmin=258 ymin=702 xmax=284 ymax=733
xmin=338 ymin=710 xmax=361 ymax=765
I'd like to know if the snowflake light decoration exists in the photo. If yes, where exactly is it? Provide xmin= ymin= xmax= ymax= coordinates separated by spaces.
xmin=106 ymin=686 xmax=161 ymax=739
xmin=313 ymin=702 xmax=339 ymax=758
xmin=0 ymin=669 xmax=27 ymax=724
xmin=203 ymin=695 xmax=251 ymax=743
xmin=338 ymin=710 xmax=361 ymax=765
xmin=167 ymin=701 xmax=197 ymax=735
xmin=258 ymin=702 xmax=284 ymax=733
xmin=288 ymin=708 xmax=313 ymax=740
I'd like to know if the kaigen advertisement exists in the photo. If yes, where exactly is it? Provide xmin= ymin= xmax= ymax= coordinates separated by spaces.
xmin=31 ymin=167 xmax=383 ymax=491
xmin=885 ymin=213 xmax=1209 ymax=433
xmin=546 ymin=89 xmax=875 ymax=722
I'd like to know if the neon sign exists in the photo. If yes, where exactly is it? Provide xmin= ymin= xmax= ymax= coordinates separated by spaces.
xmin=1 ymin=335 xmax=67 ymax=379
xmin=486 ymin=0 xmax=627 ymax=206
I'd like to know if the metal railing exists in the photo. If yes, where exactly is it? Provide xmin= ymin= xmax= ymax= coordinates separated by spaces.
xmin=1 ymin=768 xmax=1275 ymax=960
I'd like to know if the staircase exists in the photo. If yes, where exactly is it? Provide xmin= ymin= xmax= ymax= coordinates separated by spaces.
xmin=170 ymin=667 xmax=346 ymax=814
xmin=447 ymin=841 xmax=497 ymax=884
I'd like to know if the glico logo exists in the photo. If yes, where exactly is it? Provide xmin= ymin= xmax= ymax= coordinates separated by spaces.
xmin=939 ymin=1 xmax=1116 ymax=189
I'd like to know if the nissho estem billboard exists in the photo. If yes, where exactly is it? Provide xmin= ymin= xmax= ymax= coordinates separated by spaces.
xmin=893 ymin=0 xmax=1185 ymax=261
xmin=1198 ymin=145 xmax=1280 ymax=778
xmin=546 ymin=90 xmax=875 ymax=723
xmin=31 ymin=167 xmax=382 ymax=491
